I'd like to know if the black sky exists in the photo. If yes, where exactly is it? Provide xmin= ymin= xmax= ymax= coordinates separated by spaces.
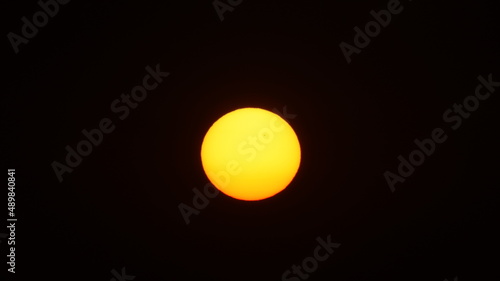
xmin=3 ymin=0 xmax=500 ymax=280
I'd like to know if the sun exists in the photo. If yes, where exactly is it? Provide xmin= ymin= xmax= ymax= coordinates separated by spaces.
xmin=201 ymin=107 xmax=301 ymax=201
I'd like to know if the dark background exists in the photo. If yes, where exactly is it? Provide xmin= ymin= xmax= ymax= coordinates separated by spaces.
xmin=2 ymin=0 xmax=499 ymax=280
